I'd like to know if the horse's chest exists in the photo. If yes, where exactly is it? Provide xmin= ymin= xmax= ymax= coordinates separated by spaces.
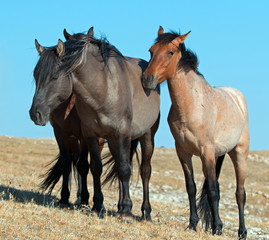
xmin=168 ymin=116 xmax=200 ymax=155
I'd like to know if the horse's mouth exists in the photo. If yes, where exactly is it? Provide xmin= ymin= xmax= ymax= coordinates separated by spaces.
xmin=142 ymin=74 xmax=159 ymax=90
xmin=29 ymin=110 xmax=50 ymax=126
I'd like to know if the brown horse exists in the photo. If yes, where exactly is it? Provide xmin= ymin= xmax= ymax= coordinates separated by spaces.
xmin=30 ymin=27 xmax=160 ymax=220
xmin=142 ymin=26 xmax=249 ymax=239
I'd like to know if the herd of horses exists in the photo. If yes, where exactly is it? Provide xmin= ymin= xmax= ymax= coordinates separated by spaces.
xmin=29 ymin=26 xmax=249 ymax=239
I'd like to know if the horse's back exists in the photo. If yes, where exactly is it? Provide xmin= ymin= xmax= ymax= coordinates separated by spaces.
xmin=217 ymin=87 xmax=248 ymax=121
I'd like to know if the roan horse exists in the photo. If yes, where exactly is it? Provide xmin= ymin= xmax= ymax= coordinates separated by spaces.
xmin=36 ymin=29 xmax=105 ymax=208
xmin=29 ymin=27 xmax=160 ymax=220
xmin=142 ymin=26 xmax=249 ymax=239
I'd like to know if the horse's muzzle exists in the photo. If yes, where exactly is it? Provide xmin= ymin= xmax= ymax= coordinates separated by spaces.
xmin=29 ymin=107 xmax=49 ymax=126
xmin=142 ymin=73 xmax=159 ymax=90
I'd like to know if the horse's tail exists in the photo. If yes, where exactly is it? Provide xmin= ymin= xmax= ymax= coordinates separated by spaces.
xmin=102 ymin=139 xmax=140 ymax=186
xmin=197 ymin=154 xmax=225 ymax=231
xmin=39 ymin=152 xmax=78 ymax=194
xmin=39 ymin=154 xmax=63 ymax=194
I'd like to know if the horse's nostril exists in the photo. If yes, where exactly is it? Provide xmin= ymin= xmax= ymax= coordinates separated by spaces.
xmin=36 ymin=111 xmax=42 ymax=121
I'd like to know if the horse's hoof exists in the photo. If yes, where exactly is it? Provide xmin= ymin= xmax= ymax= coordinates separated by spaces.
xmin=187 ymin=223 xmax=197 ymax=232
xmin=238 ymin=229 xmax=247 ymax=240
xmin=74 ymin=197 xmax=82 ymax=206
xmin=57 ymin=200 xmax=70 ymax=209
xmin=213 ymin=227 xmax=222 ymax=235
xmin=141 ymin=214 xmax=152 ymax=222
xmin=91 ymin=204 xmax=106 ymax=218
xmin=116 ymin=212 xmax=134 ymax=223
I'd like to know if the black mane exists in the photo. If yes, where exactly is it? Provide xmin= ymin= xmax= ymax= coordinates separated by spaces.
xmin=60 ymin=35 xmax=125 ymax=74
xmin=34 ymin=46 xmax=59 ymax=86
xmin=34 ymin=34 xmax=126 ymax=85
xmin=156 ymin=31 xmax=202 ymax=75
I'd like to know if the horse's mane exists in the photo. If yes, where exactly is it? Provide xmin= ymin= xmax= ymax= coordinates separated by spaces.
xmin=155 ymin=31 xmax=202 ymax=75
xmin=60 ymin=34 xmax=125 ymax=74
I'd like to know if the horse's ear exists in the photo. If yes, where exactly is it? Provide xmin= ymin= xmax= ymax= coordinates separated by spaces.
xmin=158 ymin=26 xmax=164 ymax=36
xmin=56 ymin=39 xmax=65 ymax=58
xmin=171 ymin=31 xmax=191 ymax=47
xmin=63 ymin=29 xmax=73 ymax=40
xmin=35 ymin=39 xmax=45 ymax=55
xmin=87 ymin=27 xmax=94 ymax=38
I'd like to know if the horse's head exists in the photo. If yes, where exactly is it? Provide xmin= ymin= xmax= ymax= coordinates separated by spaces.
xmin=29 ymin=39 xmax=72 ymax=126
xmin=142 ymin=26 xmax=190 ymax=89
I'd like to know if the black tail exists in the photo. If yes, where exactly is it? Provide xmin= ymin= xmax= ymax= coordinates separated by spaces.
xmin=102 ymin=139 xmax=140 ymax=186
xmin=39 ymin=152 xmax=78 ymax=194
xmin=197 ymin=154 xmax=225 ymax=231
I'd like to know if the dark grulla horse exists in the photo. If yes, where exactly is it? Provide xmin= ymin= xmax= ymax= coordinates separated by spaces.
xmin=29 ymin=27 xmax=160 ymax=220
xmin=142 ymin=26 xmax=249 ymax=239
xmin=37 ymin=94 xmax=105 ymax=207
xmin=30 ymin=30 xmax=105 ymax=210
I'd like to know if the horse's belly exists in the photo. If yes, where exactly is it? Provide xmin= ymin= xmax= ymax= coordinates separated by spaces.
xmin=131 ymin=91 xmax=160 ymax=139
xmin=131 ymin=110 xmax=159 ymax=139
xmin=214 ymin=134 xmax=241 ymax=156
xmin=214 ymin=121 xmax=244 ymax=156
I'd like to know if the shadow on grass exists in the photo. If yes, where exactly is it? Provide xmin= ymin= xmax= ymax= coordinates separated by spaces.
xmin=0 ymin=185 xmax=142 ymax=222
xmin=0 ymin=185 xmax=58 ymax=207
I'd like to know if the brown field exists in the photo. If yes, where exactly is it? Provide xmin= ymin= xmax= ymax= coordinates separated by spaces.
xmin=0 ymin=136 xmax=268 ymax=239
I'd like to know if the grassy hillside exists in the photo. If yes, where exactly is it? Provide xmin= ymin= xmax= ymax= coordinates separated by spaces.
xmin=0 ymin=136 xmax=268 ymax=239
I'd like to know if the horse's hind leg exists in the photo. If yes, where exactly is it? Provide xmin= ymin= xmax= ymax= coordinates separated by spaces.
xmin=108 ymin=135 xmax=132 ymax=218
xmin=175 ymin=142 xmax=199 ymax=230
xmin=228 ymin=140 xmax=248 ymax=240
xmin=200 ymin=144 xmax=223 ymax=235
xmin=139 ymin=115 xmax=159 ymax=221
xmin=139 ymin=134 xmax=153 ymax=220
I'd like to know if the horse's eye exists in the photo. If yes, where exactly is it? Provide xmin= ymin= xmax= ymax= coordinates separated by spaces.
xmin=168 ymin=51 xmax=174 ymax=56
xmin=51 ymin=74 xmax=59 ymax=81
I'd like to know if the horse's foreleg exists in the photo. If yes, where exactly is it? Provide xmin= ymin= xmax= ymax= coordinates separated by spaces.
xmin=76 ymin=140 xmax=89 ymax=205
xmin=175 ymin=143 xmax=199 ymax=230
xmin=87 ymin=138 xmax=105 ymax=214
xmin=201 ymin=145 xmax=223 ymax=235
xmin=229 ymin=146 xmax=248 ymax=240
xmin=53 ymin=126 xmax=72 ymax=206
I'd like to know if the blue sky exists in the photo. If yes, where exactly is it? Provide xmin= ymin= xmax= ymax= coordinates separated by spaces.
xmin=0 ymin=1 xmax=268 ymax=150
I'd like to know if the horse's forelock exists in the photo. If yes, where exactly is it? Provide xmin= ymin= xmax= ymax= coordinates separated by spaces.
xmin=34 ymin=47 xmax=59 ymax=85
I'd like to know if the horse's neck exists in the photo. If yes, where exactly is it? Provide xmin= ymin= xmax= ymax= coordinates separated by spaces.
xmin=73 ymin=54 xmax=129 ymax=112
xmin=167 ymin=70 xmax=211 ymax=117
xmin=168 ymin=70 xmax=195 ymax=109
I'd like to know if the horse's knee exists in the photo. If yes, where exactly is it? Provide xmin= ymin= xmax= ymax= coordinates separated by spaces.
xmin=140 ymin=163 xmax=151 ymax=179
xmin=186 ymin=180 xmax=197 ymax=196
xmin=236 ymin=188 xmax=246 ymax=205
xmin=90 ymin=157 xmax=102 ymax=176
xmin=78 ymin=160 xmax=89 ymax=176
xmin=118 ymin=162 xmax=131 ymax=181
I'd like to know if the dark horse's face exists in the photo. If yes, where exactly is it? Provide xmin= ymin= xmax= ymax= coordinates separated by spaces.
xmin=142 ymin=26 xmax=190 ymax=90
xmin=29 ymin=39 xmax=72 ymax=126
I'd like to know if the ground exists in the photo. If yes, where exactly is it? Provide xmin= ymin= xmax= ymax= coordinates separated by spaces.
xmin=0 ymin=136 xmax=268 ymax=239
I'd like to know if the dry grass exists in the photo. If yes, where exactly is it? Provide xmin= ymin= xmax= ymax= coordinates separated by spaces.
xmin=0 ymin=136 xmax=268 ymax=239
